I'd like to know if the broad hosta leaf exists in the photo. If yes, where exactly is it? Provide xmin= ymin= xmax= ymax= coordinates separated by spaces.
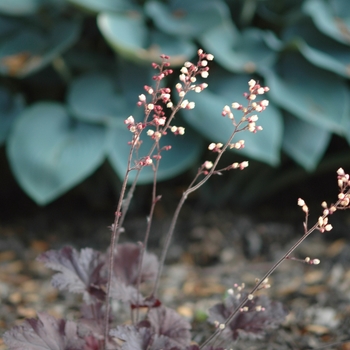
xmin=97 ymin=12 xmax=196 ymax=66
xmin=67 ymin=72 xmax=129 ymax=124
xmin=0 ymin=86 xmax=24 ymax=145
xmin=7 ymin=102 xmax=106 ymax=205
xmin=67 ymin=0 xmax=139 ymax=14
xmin=283 ymin=18 xmax=350 ymax=78
xmin=145 ymin=0 xmax=229 ymax=39
xmin=282 ymin=112 xmax=331 ymax=171
xmin=3 ymin=313 xmax=85 ymax=350
xmin=180 ymin=72 xmax=282 ymax=166
xmin=0 ymin=19 xmax=80 ymax=78
xmin=0 ymin=0 xmax=56 ymax=16
xmin=107 ymin=122 xmax=203 ymax=184
xmin=200 ymin=24 xmax=281 ymax=74
xmin=303 ymin=0 xmax=350 ymax=45
xmin=263 ymin=53 xmax=349 ymax=136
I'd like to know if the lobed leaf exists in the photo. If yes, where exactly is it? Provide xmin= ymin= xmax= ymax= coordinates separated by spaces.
xmin=37 ymin=246 xmax=105 ymax=303
xmin=208 ymin=292 xmax=288 ymax=340
xmin=3 ymin=312 xmax=85 ymax=350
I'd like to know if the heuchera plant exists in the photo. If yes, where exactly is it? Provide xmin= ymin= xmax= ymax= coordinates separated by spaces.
xmin=3 ymin=50 xmax=350 ymax=350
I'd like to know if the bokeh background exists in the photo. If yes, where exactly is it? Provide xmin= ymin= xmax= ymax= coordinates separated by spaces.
xmin=1 ymin=0 xmax=350 ymax=226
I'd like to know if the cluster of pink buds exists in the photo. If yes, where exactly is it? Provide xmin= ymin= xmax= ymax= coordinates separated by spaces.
xmin=229 ymin=140 xmax=245 ymax=150
xmin=337 ymin=168 xmax=350 ymax=208
xmin=175 ymin=49 xmax=212 ymax=102
xmin=170 ymin=126 xmax=185 ymax=135
xmin=317 ymin=215 xmax=333 ymax=233
xmin=244 ymin=79 xmax=270 ymax=112
xmin=137 ymin=156 xmax=153 ymax=167
xmin=231 ymin=161 xmax=249 ymax=170
xmin=304 ymin=257 xmax=321 ymax=265
xmin=124 ymin=115 xmax=144 ymax=134
xmin=221 ymin=80 xmax=269 ymax=133
xmin=208 ymin=142 xmax=223 ymax=153
xmin=151 ymin=54 xmax=173 ymax=81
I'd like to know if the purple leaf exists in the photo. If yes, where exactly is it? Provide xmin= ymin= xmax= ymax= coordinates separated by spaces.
xmin=37 ymin=246 xmax=105 ymax=303
xmin=147 ymin=306 xmax=191 ymax=347
xmin=208 ymin=292 xmax=288 ymax=340
xmin=110 ymin=325 xmax=153 ymax=350
xmin=110 ymin=280 xmax=143 ymax=304
xmin=3 ymin=312 xmax=85 ymax=350
xmin=112 ymin=243 xmax=158 ymax=286
xmin=110 ymin=307 xmax=191 ymax=350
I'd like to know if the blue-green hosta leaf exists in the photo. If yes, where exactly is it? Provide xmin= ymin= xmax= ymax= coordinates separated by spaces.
xmin=97 ymin=12 xmax=196 ymax=66
xmin=117 ymin=58 xmax=156 ymax=106
xmin=200 ymin=25 xmax=281 ymax=74
xmin=180 ymin=73 xmax=283 ymax=166
xmin=7 ymin=102 xmax=106 ymax=205
xmin=262 ymin=53 xmax=349 ymax=136
xmin=145 ymin=0 xmax=229 ymax=39
xmin=282 ymin=112 xmax=331 ymax=171
xmin=67 ymin=72 xmax=129 ymax=124
xmin=107 ymin=123 xmax=203 ymax=184
xmin=67 ymin=0 xmax=139 ymax=14
xmin=0 ymin=86 xmax=25 ymax=145
xmin=0 ymin=0 xmax=42 ymax=16
xmin=303 ymin=0 xmax=350 ymax=45
xmin=0 ymin=19 xmax=80 ymax=78
xmin=283 ymin=18 xmax=350 ymax=78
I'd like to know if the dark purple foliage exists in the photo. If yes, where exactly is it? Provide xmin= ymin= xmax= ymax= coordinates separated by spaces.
xmin=110 ymin=243 xmax=159 ymax=305
xmin=3 ymin=312 xmax=85 ymax=350
xmin=112 ymin=243 xmax=158 ymax=285
xmin=37 ymin=246 xmax=105 ymax=303
xmin=110 ymin=306 xmax=191 ymax=350
xmin=208 ymin=291 xmax=288 ymax=340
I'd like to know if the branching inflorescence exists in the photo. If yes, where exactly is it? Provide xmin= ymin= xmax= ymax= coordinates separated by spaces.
xmin=3 ymin=50 xmax=350 ymax=350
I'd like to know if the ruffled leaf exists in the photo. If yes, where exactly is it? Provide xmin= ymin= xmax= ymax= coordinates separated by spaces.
xmin=3 ymin=312 xmax=85 ymax=350
xmin=37 ymin=246 xmax=105 ymax=303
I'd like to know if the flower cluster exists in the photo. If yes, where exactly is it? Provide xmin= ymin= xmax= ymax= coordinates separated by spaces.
xmin=123 ymin=50 xmax=216 ymax=170
xmin=336 ymin=167 xmax=350 ymax=208
xmin=222 ymin=79 xmax=269 ymax=133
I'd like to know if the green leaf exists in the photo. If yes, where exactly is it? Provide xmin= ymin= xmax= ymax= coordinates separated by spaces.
xmin=107 ymin=124 xmax=203 ymax=184
xmin=97 ymin=12 xmax=196 ymax=66
xmin=0 ymin=0 xmax=41 ymax=16
xmin=0 ymin=86 xmax=24 ymax=145
xmin=303 ymin=0 xmax=350 ymax=45
xmin=180 ymin=73 xmax=283 ymax=166
xmin=283 ymin=18 xmax=350 ymax=78
xmin=145 ymin=0 xmax=229 ymax=38
xmin=67 ymin=72 xmax=129 ymax=124
xmin=200 ymin=26 xmax=280 ymax=74
xmin=263 ymin=52 xmax=349 ymax=136
xmin=0 ymin=19 xmax=80 ymax=77
xmin=7 ymin=102 xmax=106 ymax=205
xmin=67 ymin=0 xmax=138 ymax=14
xmin=282 ymin=112 xmax=331 ymax=171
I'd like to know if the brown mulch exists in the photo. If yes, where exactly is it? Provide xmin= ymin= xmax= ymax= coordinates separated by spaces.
xmin=1 ymin=205 xmax=350 ymax=350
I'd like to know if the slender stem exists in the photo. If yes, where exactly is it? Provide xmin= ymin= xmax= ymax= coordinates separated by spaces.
xmin=152 ymin=119 xmax=249 ymax=298
xmin=135 ymin=150 xmax=161 ymax=322
xmin=103 ymin=148 xmax=134 ymax=348
xmin=200 ymin=191 xmax=350 ymax=348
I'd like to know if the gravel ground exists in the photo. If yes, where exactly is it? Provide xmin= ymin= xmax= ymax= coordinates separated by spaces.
xmin=1 ymin=203 xmax=350 ymax=350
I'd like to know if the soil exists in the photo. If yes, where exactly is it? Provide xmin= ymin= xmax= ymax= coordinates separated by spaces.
xmin=1 ymin=171 xmax=350 ymax=350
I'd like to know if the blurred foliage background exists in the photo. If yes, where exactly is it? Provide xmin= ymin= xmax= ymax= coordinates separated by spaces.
xmin=1 ymin=0 xmax=350 ymax=211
